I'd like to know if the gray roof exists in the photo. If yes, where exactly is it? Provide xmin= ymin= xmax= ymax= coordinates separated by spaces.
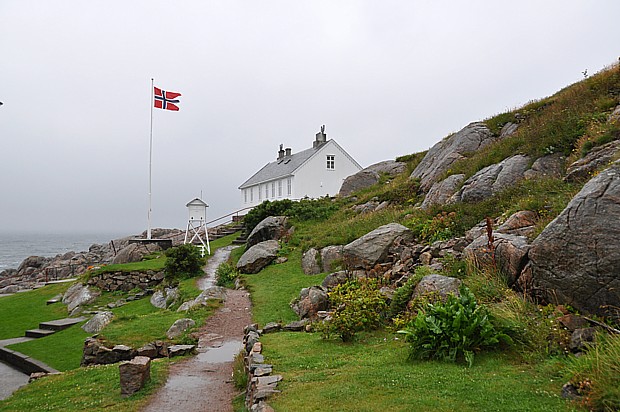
xmin=239 ymin=146 xmax=317 ymax=189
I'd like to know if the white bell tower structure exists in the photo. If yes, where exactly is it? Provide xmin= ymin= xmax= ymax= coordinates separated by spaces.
xmin=184 ymin=198 xmax=210 ymax=256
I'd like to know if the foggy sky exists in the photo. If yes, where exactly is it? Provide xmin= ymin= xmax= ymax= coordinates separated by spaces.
xmin=1 ymin=1 xmax=619 ymax=235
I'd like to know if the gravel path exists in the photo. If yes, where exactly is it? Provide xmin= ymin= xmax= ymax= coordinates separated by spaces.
xmin=143 ymin=247 xmax=252 ymax=412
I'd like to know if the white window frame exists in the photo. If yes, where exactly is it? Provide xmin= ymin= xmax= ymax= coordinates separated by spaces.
xmin=327 ymin=154 xmax=335 ymax=170
xmin=287 ymin=177 xmax=292 ymax=196
xmin=244 ymin=189 xmax=247 ymax=203
xmin=278 ymin=180 xmax=282 ymax=197
xmin=265 ymin=184 xmax=269 ymax=199
xmin=272 ymin=182 xmax=275 ymax=198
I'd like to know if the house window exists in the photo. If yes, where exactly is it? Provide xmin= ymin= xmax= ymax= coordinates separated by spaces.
xmin=278 ymin=180 xmax=282 ymax=197
xmin=327 ymin=155 xmax=335 ymax=170
xmin=272 ymin=182 xmax=275 ymax=198
xmin=244 ymin=189 xmax=247 ymax=203
xmin=287 ymin=177 xmax=292 ymax=196
xmin=259 ymin=185 xmax=262 ymax=201
xmin=250 ymin=187 xmax=254 ymax=202
xmin=265 ymin=184 xmax=269 ymax=199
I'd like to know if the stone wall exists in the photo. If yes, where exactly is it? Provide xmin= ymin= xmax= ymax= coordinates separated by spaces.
xmin=87 ymin=270 xmax=165 ymax=292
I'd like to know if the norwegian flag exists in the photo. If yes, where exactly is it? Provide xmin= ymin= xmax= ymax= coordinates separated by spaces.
xmin=153 ymin=87 xmax=181 ymax=111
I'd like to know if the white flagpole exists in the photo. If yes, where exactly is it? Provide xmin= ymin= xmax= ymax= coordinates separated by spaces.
xmin=147 ymin=78 xmax=154 ymax=240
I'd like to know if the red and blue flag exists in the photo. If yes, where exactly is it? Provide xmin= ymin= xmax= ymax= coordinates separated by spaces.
xmin=154 ymin=87 xmax=181 ymax=111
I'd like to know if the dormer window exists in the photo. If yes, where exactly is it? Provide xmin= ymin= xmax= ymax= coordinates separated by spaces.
xmin=326 ymin=155 xmax=335 ymax=170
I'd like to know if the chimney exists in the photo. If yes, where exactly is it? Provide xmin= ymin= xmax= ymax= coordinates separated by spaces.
xmin=313 ymin=124 xmax=327 ymax=148
xmin=278 ymin=144 xmax=285 ymax=160
xmin=285 ymin=147 xmax=292 ymax=157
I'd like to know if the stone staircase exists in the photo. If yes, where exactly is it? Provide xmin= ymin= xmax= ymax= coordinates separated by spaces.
xmin=24 ymin=317 xmax=86 ymax=338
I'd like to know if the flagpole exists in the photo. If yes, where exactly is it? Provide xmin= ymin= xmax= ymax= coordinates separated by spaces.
xmin=147 ymin=78 xmax=154 ymax=240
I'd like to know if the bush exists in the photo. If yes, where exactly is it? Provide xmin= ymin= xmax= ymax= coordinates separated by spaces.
xmin=243 ymin=198 xmax=339 ymax=234
xmin=164 ymin=244 xmax=205 ymax=282
xmin=318 ymin=278 xmax=388 ymax=342
xmin=215 ymin=262 xmax=238 ymax=288
xmin=398 ymin=286 xmax=511 ymax=367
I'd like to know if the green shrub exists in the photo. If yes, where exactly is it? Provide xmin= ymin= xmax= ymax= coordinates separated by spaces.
xmin=318 ymin=278 xmax=388 ymax=342
xmin=215 ymin=262 xmax=239 ymax=288
xmin=232 ymin=349 xmax=248 ymax=390
xmin=164 ymin=244 xmax=205 ymax=282
xmin=243 ymin=198 xmax=339 ymax=234
xmin=398 ymin=286 xmax=511 ymax=367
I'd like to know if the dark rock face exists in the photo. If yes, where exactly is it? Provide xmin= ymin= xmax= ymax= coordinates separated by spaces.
xmin=343 ymin=223 xmax=413 ymax=269
xmin=528 ymin=160 xmax=620 ymax=320
xmin=411 ymin=122 xmax=495 ymax=192
xmin=237 ymin=240 xmax=280 ymax=274
xmin=453 ymin=155 xmax=531 ymax=203
xmin=339 ymin=160 xmax=407 ymax=196
xmin=246 ymin=216 xmax=289 ymax=249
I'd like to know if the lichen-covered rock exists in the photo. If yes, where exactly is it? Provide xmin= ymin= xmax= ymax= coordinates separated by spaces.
xmin=523 ymin=153 xmax=565 ymax=180
xmin=320 ymin=245 xmax=344 ymax=273
xmin=237 ymin=240 xmax=280 ymax=274
xmin=564 ymin=140 xmax=620 ymax=182
xmin=291 ymin=286 xmax=329 ymax=320
xmin=301 ymin=248 xmax=321 ymax=275
xmin=529 ymin=160 xmax=620 ymax=320
xmin=166 ymin=318 xmax=196 ymax=339
xmin=339 ymin=160 xmax=407 ymax=196
xmin=411 ymin=122 xmax=495 ymax=192
xmin=411 ymin=274 xmax=462 ymax=301
xmin=62 ymin=283 xmax=100 ymax=314
xmin=150 ymin=287 xmax=179 ymax=309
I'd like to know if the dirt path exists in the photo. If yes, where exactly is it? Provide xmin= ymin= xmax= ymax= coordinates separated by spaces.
xmin=143 ymin=247 xmax=252 ymax=412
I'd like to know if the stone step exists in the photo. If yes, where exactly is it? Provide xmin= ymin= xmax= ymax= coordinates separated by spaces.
xmin=25 ymin=329 xmax=56 ymax=338
xmin=39 ymin=317 xmax=87 ymax=331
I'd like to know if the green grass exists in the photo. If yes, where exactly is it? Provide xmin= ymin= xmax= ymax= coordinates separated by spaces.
xmin=239 ymin=248 xmax=326 ymax=327
xmin=261 ymin=331 xmax=578 ymax=412
xmin=0 ymin=359 xmax=170 ymax=412
xmin=0 ymin=283 xmax=71 ymax=339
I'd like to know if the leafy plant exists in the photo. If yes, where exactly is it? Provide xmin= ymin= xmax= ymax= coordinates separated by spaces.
xmin=318 ymin=278 xmax=388 ymax=342
xmin=398 ymin=286 xmax=511 ymax=367
xmin=163 ymin=244 xmax=205 ymax=282
xmin=215 ymin=262 xmax=239 ymax=288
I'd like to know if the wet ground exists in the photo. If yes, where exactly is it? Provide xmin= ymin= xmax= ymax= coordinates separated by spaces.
xmin=143 ymin=246 xmax=252 ymax=412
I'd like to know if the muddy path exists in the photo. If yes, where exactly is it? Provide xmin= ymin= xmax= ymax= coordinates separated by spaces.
xmin=143 ymin=246 xmax=252 ymax=412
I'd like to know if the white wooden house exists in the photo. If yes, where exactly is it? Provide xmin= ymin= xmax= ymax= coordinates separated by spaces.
xmin=239 ymin=127 xmax=362 ymax=208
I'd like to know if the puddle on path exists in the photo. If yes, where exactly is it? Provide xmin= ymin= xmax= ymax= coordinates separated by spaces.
xmin=160 ymin=374 xmax=213 ymax=391
xmin=197 ymin=340 xmax=243 ymax=364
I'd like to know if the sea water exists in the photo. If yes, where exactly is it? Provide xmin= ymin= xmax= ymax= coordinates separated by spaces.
xmin=0 ymin=232 xmax=127 ymax=272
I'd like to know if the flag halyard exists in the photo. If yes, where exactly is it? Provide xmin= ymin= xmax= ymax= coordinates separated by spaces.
xmin=154 ymin=87 xmax=181 ymax=111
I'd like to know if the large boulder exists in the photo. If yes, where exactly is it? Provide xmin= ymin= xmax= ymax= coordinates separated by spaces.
xmin=62 ymin=283 xmax=100 ymax=314
xmin=452 ymin=155 xmax=531 ymax=203
xmin=237 ymin=240 xmax=280 ymax=274
xmin=246 ymin=216 xmax=289 ymax=249
xmin=421 ymin=174 xmax=465 ymax=209
xmin=166 ymin=318 xmax=196 ymax=339
xmin=528 ymin=160 xmax=620 ymax=320
xmin=119 ymin=356 xmax=151 ymax=397
xmin=150 ymin=287 xmax=179 ymax=309
xmin=464 ymin=233 xmax=530 ymax=286
xmin=411 ymin=122 xmax=495 ymax=192
xmin=320 ymin=245 xmax=344 ymax=273
xmin=496 ymin=210 xmax=538 ymax=237
xmin=343 ymin=223 xmax=413 ymax=269
xmin=339 ymin=160 xmax=407 ymax=196
xmin=301 ymin=248 xmax=321 ymax=275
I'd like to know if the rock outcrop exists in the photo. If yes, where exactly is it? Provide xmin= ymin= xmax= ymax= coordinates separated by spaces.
xmin=528 ymin=160 xmax=620 ymax=320
xmin=82 ymin=311 xmax=115 ymax=333
xmin=62 ymin=283 xmax=100 ymax=314
xmin=411 ymin=122 xmax=496 ymax=192
xmin=421 ymin=174 xmax=465 ymax=209
xmin=237 ymin=240 xmax=280 ymax=274
xmin=565 ymin=140 xmax=620 ymax=182
xmin=339 ymin=160 xmax=407 ymax=196
xmin=452 ymin=155 xmax=531 ymax=203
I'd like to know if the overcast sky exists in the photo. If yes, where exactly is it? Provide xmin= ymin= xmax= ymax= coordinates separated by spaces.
xmin=1 ymin=1 xmax=619 ymax=236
